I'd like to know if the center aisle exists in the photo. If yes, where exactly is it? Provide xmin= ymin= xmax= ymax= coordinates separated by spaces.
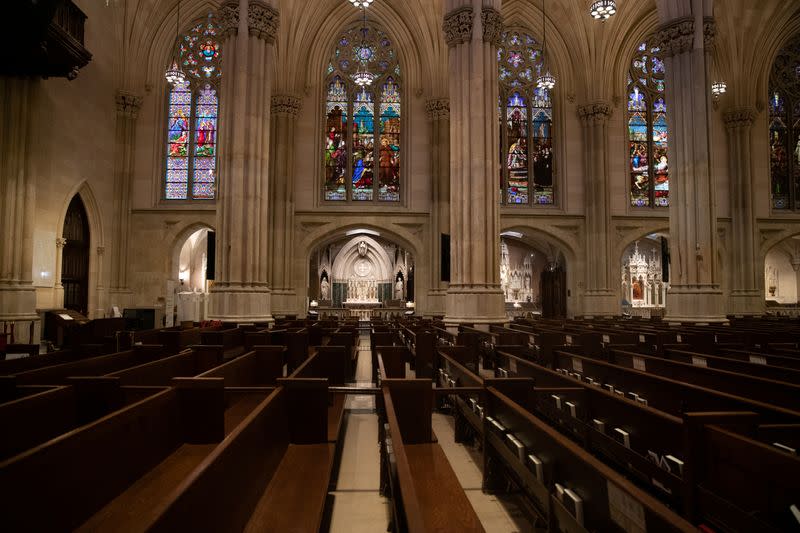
xmin=328 ymin=332 xmax=391 ymax=532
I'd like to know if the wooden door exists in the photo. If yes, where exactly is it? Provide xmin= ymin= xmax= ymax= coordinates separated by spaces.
xmin=61 ymin=195 xmax=90 ymax=315
xmin=540 ymin=266 xmax=566 ymax=318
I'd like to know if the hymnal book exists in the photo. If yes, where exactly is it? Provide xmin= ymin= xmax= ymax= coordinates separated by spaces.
xmin=636 ymin=396 xmax=648 ymax=406
xmin=448 ymin=378 xmax=456 ymax=388
xmin=566 ymin=401 xmax=577 ymax=418
xmin=585 ymin=377 xmax=595 ymax=385
xmin=773 ymin=442 xmax=797 ymax=455
xmin=555 ymin=483 xmax=565 ymax=501
xmin=485 ymin=417 xmax=506 ymax=434
xmin=551 ymin=394 xmax=562 ymax=410
xmin=469 ymin=398 xmax=478 ymax=412
xmin=506 ymin=433 xmax=526 ymax=461
xmin=592 ymin=419 xmax=605 ymax=433
xmin=476 ymin=405 xmax=484 ymax=419
xmin=664 ymin=455 xmax=684 ymax=476
xmin=498 ymin=367 xmax=509 ymax=378
xmin=615 ymin=389 xmax=625 ymax=397
xmin=527 ymin=454 xmax=544 ymax=482
xmin=613 ymin=427 xmax=631 ymax=448
xmin=627 ymin=392 xmax=639 ymax=401
xmin=563 ymin=488 xmax=585 ymax=526
xmin=603 ymin=384 xmax=615 ymax=393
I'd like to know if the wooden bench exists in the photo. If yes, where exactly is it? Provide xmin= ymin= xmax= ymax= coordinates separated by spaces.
xmin=381 ymin=378 xmax=484 ymax=532
xmin=197 ymin=345 xmax=284 ymax=386
xmin=105 ymin=345 xmax=226 ymax=386
xmin=201 ymin=326 xmax=246 ymax=359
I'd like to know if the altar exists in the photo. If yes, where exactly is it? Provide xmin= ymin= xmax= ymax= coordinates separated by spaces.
xmin=345 ymin=278 xmax=380 ymax=304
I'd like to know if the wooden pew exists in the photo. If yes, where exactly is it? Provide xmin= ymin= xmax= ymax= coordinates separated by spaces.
xmin=285 ymin=328 xmax=310 ymax=373
xmin=288 ymin=346 xmax=348 ymax=442
xmin=376 ymin=346 xmax=409 ymax=380
xmin=0 ymin=378 xmax=273 ymax=532
xmin=197 ymin=345 xmax=285 ymax=386
xmin=483 ymin=381 xmax=697 ymax=532
xmin=7 ymin=345 xmax=166 ymax=385
xmin=105 ymin=345 xmax=225 ymax=386
xmin=0 ymin=348 xmax=79 ymax=375
xmin=381 ymin=378 xmax=484 ymax=532
xmin=438 ymin=347 xmax=485 ymax=444
xmin=145 ymin=380 xmax=336 ymax=533
xmin=200 ymin=326 xmax=246 ymax=359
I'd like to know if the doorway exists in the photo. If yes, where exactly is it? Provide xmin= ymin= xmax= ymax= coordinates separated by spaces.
xmin=61 ymin=195 xmax=90 ymax=315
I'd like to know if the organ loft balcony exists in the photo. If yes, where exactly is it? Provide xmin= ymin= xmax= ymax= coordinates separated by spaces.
xmin=6 ymin=0 xmax=92 ymax=80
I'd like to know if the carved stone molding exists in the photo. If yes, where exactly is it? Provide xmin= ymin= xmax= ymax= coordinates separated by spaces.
xmin=425 ymin=98 xmax=450 ymax=120
xmin=443 ymin=6 xmax=473 ymax=47
xmin=723 ymin=107 xmax=757 ymax=130
xmin=654 ymin=17 xmax=694 ymax=58
xmin=218 ymin=1 xmax=239 ymax=39
xmin=576 ymin=101 xmax=612 ymax=123
xmin=248 ymin=2 xmax=279 ymax=43
xmin=115 ymin=90 xmax=143 ymax=119
xmin=56 ymin=237 xmax=67 ymax=248
xmin=271 ymin=94 xmax=302 ymax=116
xmin=480 ymin=7 xmax=503 ymax=45
xmin=703 ymin=17 xmax=716 ymax=50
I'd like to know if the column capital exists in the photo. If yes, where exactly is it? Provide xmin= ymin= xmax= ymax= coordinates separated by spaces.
xmin=248 ymin=2 xmax=279 ymax=43
xmin=115 ymin=90 xmax=143 ymax=118
xmin=425 ymin=98 xmax=450 ymax=120
xmin=56 ymin=237 xmax=67 ymax=248
xmin=218 ymin=1 xmax=240 ymax=39
xmin=703 ymin=17 xmax=716 ymax=50
xmin=576 ymin=101 xmax=613 ymax=123
xmin=480 ymin=7 xmax=503 ymax=45
xmin=653 ymin=17 xmax=694 ymax=58
xmin=723 ymin=106 xmax=757 ymax=130
xmin=443 ymin=6 xmax=474 ymax=47
xmin=271 ymin=94 xmax=302 ymax=116
xmin=97 ymin=246 xmax=105 ymax=256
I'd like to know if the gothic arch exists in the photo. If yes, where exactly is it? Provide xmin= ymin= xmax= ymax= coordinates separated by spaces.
xmin=330 ymin=236 xmax=394 ymax=282
xmin=56 ymin=181 xmax=105 ymax=318
xmin=169 ymin=221 xmax=215 ymax=281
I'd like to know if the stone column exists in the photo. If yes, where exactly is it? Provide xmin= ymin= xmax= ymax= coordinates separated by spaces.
xmin=724 ymin=106 xmax=763 ymax=315
xmin=269 ymin=94 xmax=301 ymax=315
xmin=577 ymin=101 xmax=617 ymax=317
xmin=108 ymin=90 xmax=142 ymax=309
xmin=95 ymin=246 xmax=106 ymax=318
xmin=208 ymin=0 xmax=278 ymax=323
xmin=443 ymin=0 xmax=506 ymax=327
xmin=0 ymin=77 xmax=39 ymax=329
xmin=657 ymin=14 xmax=726 ymax=323
xmin=426 ymin=98 xmax=450 ymax=314
xmin=54 ymin=237 xmax=67 ymax=307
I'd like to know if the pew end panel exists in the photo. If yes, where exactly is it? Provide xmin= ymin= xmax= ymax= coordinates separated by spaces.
xmin=172 ymin=377 xmax=225 ymax=443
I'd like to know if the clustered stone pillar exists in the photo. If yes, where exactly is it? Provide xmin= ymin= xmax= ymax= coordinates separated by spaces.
xmin=724 ymin=106 xmax=763 ymax=315
xmin=426 ymin=98 xmax=450 ymax=313
xmin=108 ymin=90 xmax=142 ymax=309
xmin=577 ymin=101 xmax=617 ymax=317
xmin=269 ymin=94 xmax=301 ymax=315
xmin=657 ymin=12 xmax=726 ymax=323
xmin=53 ymin=237 xmax=67 ymax=307
xmin=0 ymin=77 xmax=39 ymax=335
xmin=209 ymin=0 xmax=278 ymax=323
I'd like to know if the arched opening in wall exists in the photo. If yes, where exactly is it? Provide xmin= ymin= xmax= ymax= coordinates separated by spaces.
xmin=309 ymin=233 xmax=414 ymax=319
xmin=620 ymin=233 xmax=670 ymax=318
xmin=172 ymin=227 xmax=212 ymax=323
xmin=61 ymin=195 xmax=90 ymax=315
xmin=500 ymin=234 xmax=567 ymax=318
xmin=764 ymin=235 xmax=800 ymax=313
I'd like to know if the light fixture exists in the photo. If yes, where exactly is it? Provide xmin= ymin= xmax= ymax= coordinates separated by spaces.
xmin=711 ymin=81 xmax=727 ymax=99
xmin=348 ymin=0 xmax=374 ymax=7
xmin=536 ymin=0 xmax=556 ymax=90
xmin=353 ymin=7 xmax=375 ymax=87
xmin=589 ymin=0 xmax=617 ymax=20
xmin=165 ymin=0 xmax=186 ymax=87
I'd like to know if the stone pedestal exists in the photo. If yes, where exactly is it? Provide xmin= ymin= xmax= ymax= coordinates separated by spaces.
xmin=657 ymin=15 xmax=726 ymax=323
xmin=443 ymin=0 xmax=506 ymax=326
xmin=208 ymin=0 xmax=278 ymax=323
xmin=578 ymin=101 xmax=617 ymax=317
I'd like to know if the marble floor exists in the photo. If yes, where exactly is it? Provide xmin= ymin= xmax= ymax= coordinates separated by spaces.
xmin=327 ymin=332 xmax=536 ymax=532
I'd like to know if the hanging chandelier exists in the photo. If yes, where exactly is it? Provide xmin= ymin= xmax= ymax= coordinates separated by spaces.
xmin=348 ymin=0 xmax=374 ymax=7
xmin=589 ymin=0 xmax=617 ymax=20
xmin=536 ymin=0 xmax=556 ymax=90
xmin=165 ymin=0 xmax=186 ymax=87
xmin=711 ymin=80 xmax=727 ymax=99
xmin=353 ymin=7 xmax=375 ymax=86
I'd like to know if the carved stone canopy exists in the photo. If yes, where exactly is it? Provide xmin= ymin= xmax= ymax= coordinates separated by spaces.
xmin=653 ymin=17 xmax=694 ymax=58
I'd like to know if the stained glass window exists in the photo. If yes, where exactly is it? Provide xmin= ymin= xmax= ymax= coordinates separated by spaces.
xmin=769 ymin=34 xmax=800 ymax=210
xmin=323 ymin=24 xmax=401 ymax=202
xmin=498 ymin=30 xmax=554 ymax=205
xmin=627 ymin=39 xmax=668 ymax=207
xmin=163 ymin=13 xmax=221 ymax=200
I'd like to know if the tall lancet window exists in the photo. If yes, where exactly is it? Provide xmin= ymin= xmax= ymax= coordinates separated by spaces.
xmin=627 ymin=39 xmax=668 ymax=208
xmin=323 ymin=23 xmax=402 ymax=202
xmin=498 ymin=29 xmax=554 ymax=205
xmin=769 ymin=34 xmax=800 ymax=210
xmin=164 ymin=13 xmax=222 ymax=200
